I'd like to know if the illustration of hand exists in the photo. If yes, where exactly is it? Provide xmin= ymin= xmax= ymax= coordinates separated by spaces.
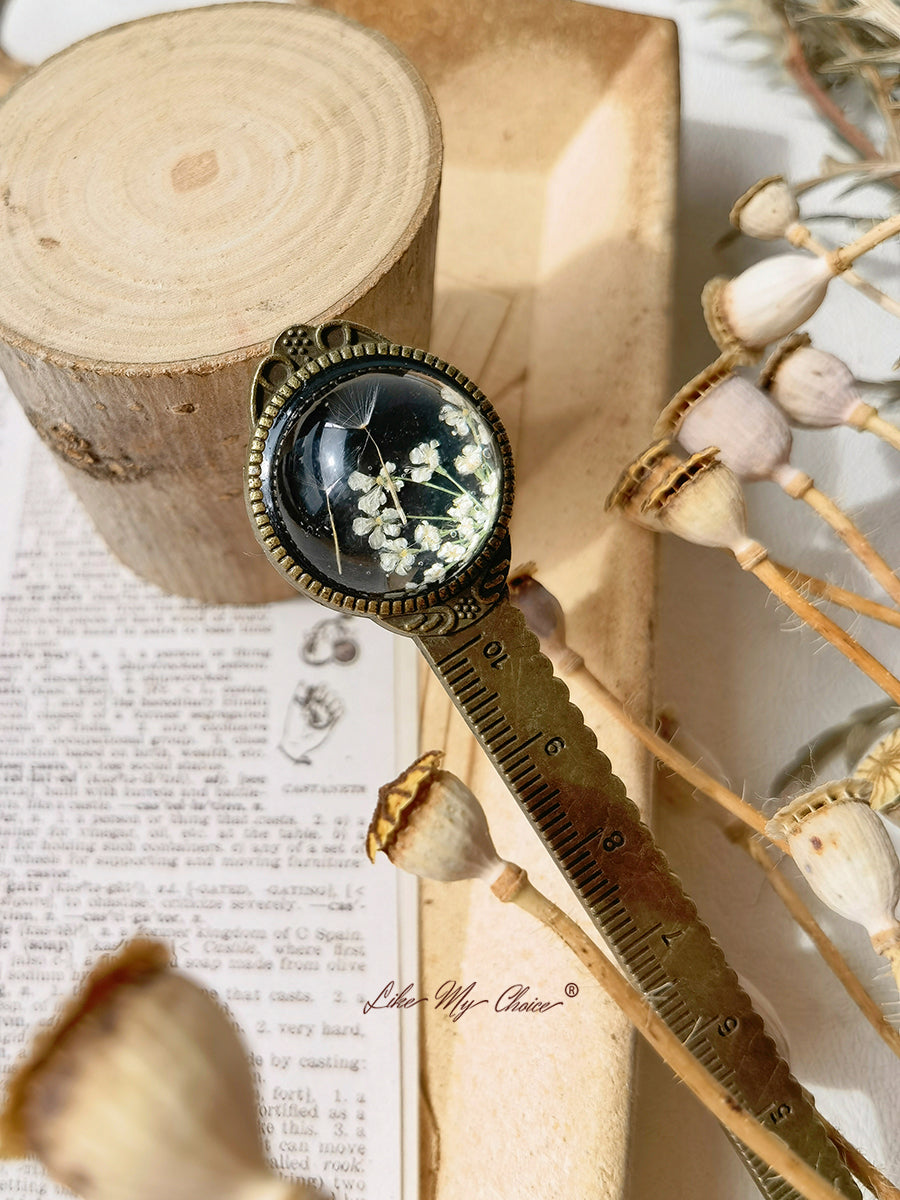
xmin=279 ymin=682 xmax=344 ymax=764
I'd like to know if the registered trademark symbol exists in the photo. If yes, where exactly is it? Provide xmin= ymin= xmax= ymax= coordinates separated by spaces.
xmin=565 ymin=982 xmax=579 ymax=998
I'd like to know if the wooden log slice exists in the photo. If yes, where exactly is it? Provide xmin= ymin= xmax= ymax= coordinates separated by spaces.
xmin=0 ymin=2 xmax=442 ymax=601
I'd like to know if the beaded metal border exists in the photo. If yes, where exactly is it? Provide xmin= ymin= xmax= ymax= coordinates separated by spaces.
xmin=245 ymin=335 xmax=516 ymax=625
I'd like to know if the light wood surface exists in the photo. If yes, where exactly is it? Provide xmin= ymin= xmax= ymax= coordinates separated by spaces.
xmin=0 ymin=3 xmax=441 ymax=601
xmin=314 ymin=2 xmax=679 ymax=1197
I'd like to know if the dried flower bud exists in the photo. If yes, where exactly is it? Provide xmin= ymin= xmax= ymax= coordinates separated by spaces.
xmin=655 ymin=362 xmax=807 ymax=492
xmin=367 ymin=749 xmax=507 ymax=884
xmin=760 ymin=333 xmax=871 ymax=431
xmin=854 ymin=727 xmax=900 ymax=821
xmin=0 ymin=940 xmax=314 ymax=1200
xmin=604 ymin=439 xmax=683 ymax=531
xmin=703 ymin=254 xmax=833 ymax=356
xmin=730 ymin=176 xmax=801 ymax=241
xmin=641 ymin=449 xmax=766 ymax=568
xmin=508 ymin=567 xmax=579 ymax=670
xmin=766 ymin=779 xmax=900 ymax=955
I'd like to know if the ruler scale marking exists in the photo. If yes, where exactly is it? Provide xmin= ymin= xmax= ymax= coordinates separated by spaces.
xmin=416 ymin=603 xmax=859 ymax=1200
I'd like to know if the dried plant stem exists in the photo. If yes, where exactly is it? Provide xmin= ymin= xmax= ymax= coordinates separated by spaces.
xmin=795 ymin=484 xmax=900 ymax=607
xmin=491 ymin=863 xmax=856 ymax=1200
xmin=876 ymin=942 xmax=900 ymax=997
xmin=513 ymin=575 xmax=900 ymax=1072
xmin=819 ymin=0 xmax=900 ymax=159
xmin=832 ymin=213 xmax=900 ymax=272
xmin=734 ymin=830 xmax=900 ymax=1065
xmin=562 ymin=660 xmax=772 ymax=841
xmin=770 ymin=560 xmax=900 ymax=630
xmin=782 ymin=24 xmax=886 ymax=168
xmin=823 ymin=1119 xmax=900 ymax=1200
xmin=562 ymin=657 xmax=900 ymax=1059
xmin=789 ymin=228 xmax=900 ymax=319
xmin=749 ymin=557 xmax=900 ymax=704
xmin=856 ymin=411 xmax=900 ymax=454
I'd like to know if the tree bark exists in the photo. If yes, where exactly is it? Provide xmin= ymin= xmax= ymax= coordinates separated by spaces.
xmin=0 ymin=3 xmax=442 ymax=602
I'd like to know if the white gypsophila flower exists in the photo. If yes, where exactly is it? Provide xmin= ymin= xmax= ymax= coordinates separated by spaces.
xmin=357 ymin=487 xmax=387 ymax=517
xmin=415 ymin=522 xmax=442 ymax=551
xmin=423 ymin=562 xmax=447 ymax=583
xmin=352 ymin=462 xmax=403 ymax=516
xmin=448 ymin=494 xmax=476 ymax=521
xmin=438 ymin=540 xmax=467 ymax=565
xmin=379 ymin=539 xmax=418 ymax=576
xmin=353 ymin=508 xmax=402 ymax=550
xmin=409 ymin=439 xmax=441 ymax=483
xmin=439 ymin=403 xmax=470 ymax=437
xmin=348 ymin=469 xmax=373 ymax=493
xmin=455 ymin=443 xmax=483 ymax=475
xmin=481 ymin=474 xmax=499 ymax=498
xmin=455 ymin=516 xmax=478 ymax=541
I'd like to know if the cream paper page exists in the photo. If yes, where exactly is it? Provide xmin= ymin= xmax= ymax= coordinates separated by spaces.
xmin=0 ymin=385 xmax=418 ymax=1200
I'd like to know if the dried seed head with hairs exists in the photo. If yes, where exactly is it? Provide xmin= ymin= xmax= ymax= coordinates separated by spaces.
xmin=0 ymin=939 xmax=317 ymax=1200
xmin=730 ymin=175 xmax=801 ymax=242
xmin=654 ymin=361 xmax=809 ymax=494
xmin=603 ymin=438 xmax=684 ymax=530
xmin=761 ymin=334 xmax=900 ymax=451
xmin=767 ymin=779 xmax=900 ymax=990
xmin=640 ymin=448 xmax=767 ymax=567
xmin=367 ymin=749 xmax=508 ymax=884
xmin=854 ymin=727 xmax=900 ymax=822
xmin=703 ymin=254 xmax=834 ymax=358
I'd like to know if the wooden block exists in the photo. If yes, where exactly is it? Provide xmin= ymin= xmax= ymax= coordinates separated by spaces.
xmin=315 ymin=2 xmax=679 ymax=1196
xmin=0 ymin=3 xmax=441 ymax=601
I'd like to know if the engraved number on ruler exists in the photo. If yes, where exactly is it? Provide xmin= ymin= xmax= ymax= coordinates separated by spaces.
xmin=440 ymin=634 xmax=784 ymax=1107
xmin=430 ymin=625 xmax=857 ymax=1200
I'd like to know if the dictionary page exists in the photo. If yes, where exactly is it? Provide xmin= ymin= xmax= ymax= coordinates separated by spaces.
xmin=0 ymin=385 xmax=418 ymax=1200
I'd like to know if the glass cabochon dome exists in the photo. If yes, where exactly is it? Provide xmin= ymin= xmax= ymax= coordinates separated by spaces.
xmin=262 ymin=359 xmax=505 ymax=600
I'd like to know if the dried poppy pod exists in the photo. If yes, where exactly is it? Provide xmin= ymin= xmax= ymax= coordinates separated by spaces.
xmin=702 ymin=253 xmax=834 ymax=360
xmin=508 ymin=564 xmax=582 ymax=671
xmin=730 ymin=175 xmax=801 ymax=242
xmin=0 ymin=940 xmax=317 ymax=1200
xmin=731 ymin=177 xmax=900 ymax=325
xmin=603 ymin=438 xmax=683 ymax=530
xmin=853 ymin=726 xmax=900 ymax=823
xmin=654 ymin=360 xmax=808 ymax=492
xmin=367 ymin=748 xmax=509 ymax=883
xmin=656 ymin=360 xmax=900 ymax=606
xmin=369 ymin=757 xmax=864 ymax=1200
xmin=766 ymin=779 xmax=900 ymax=992
xmin=641 ymin=448 xmax=766 ymax=564
xmin=643 ymin=451 xmax=900 ymax=705
xmin=713 ymin=206 xmax=900 ymax=354
xmin=761 ymin=333 xmax=900 ymax=452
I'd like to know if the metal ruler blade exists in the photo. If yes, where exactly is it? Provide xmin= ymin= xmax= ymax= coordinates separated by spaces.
xmin=417 ymin=598 xmax=859 ymax=1200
